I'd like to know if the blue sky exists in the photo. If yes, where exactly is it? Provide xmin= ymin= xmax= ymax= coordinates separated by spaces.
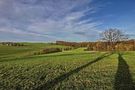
xmin=0 ymin=0 xmax=135 ymax=42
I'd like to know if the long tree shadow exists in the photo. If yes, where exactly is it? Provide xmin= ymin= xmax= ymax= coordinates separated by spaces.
xmin=36 ymin=53 xmax=113 ymax=90
xmin=114 ymin=53 xmax=135 ymax=90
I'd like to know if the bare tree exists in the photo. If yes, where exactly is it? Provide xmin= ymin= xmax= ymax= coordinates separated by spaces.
xmin=100 ymin=28 xmax=128 ymax=50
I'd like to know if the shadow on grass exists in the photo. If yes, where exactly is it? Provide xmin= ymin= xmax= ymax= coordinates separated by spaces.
xmin=36 ymin=53 xmax=113 ymax=90
xmin=114 ymin=54 xmax=135 ymax=90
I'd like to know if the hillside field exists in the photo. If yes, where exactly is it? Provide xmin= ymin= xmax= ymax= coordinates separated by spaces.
xmin=0 ymin=43 xmax=135 ymax=90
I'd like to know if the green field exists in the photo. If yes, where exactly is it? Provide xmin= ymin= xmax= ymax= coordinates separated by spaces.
xmin=0 ymin=43 xmax=135 ymax=90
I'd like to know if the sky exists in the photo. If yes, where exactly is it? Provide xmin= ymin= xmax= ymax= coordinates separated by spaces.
xmin=0 ymin=0 xmax=135 ymax=42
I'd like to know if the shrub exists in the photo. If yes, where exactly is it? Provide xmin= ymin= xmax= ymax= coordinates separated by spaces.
xmin=33 ymin=52 xmax=42 ymax=55
xmin=63 ymin=47 xmax=73 ymax=51
xmin=1 ymin=42 xmax=24 ymax=46
xmin=34 ymin=48 xmax=62 ymax=55
xmin=42 ymin=48 xmax=62 ymax=54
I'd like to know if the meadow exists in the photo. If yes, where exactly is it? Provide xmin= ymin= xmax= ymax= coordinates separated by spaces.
xmin=0 ymin=43 xmax=135 ymax=90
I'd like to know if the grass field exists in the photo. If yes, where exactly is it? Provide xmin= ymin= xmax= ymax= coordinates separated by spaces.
xmin=0 ymin=43 xmax=135 ymax=90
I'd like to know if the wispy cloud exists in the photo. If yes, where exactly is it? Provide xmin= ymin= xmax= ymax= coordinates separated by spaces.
xmin=0 ymin=0 xmax=102 ymax=42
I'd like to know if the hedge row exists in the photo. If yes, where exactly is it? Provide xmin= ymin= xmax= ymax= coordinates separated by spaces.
xmin=34 ymin=48 xmax=62 ymax=55
xmin=1 ymin=42 xmax=24 ymax=46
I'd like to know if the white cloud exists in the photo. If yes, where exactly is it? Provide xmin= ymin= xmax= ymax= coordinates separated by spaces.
xmin=0 ymin=0 xmax=102 ymax=41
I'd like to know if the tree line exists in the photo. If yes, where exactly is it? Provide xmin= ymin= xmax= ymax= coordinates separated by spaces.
xmin=56 ymin=28 xmax=135 ymax=51
xmin=0 ymin=42 xmax=24 ymax=46
xmin=56 ymin=40 xmax=135 ymax=51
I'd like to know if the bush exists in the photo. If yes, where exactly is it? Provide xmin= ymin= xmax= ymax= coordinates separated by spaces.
xmin=34 ymin=48 xmax=62 ymax=55
xmin=1 ymin=42 xmax=24 ymax=46
xmin=63 ymin=47 xmax=73 ymax=51
xmin=43 ymin=48 xmax=62 ymax=54
xmin=33 ymin=52 xmax=42 ymax=55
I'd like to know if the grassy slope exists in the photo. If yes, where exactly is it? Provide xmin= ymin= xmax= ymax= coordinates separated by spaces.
xmin=0 ymin=43 xmax=70 ymax=61
xmin=0 ymin=43 xmax=135 ymax=90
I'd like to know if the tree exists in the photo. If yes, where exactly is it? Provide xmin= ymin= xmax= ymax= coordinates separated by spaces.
xmin=100 ymin=28 xmax=128 ymax=50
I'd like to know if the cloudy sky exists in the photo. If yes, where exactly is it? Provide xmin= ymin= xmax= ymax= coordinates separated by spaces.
xmin=0 ymin=0 xmax=135 ymax=42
